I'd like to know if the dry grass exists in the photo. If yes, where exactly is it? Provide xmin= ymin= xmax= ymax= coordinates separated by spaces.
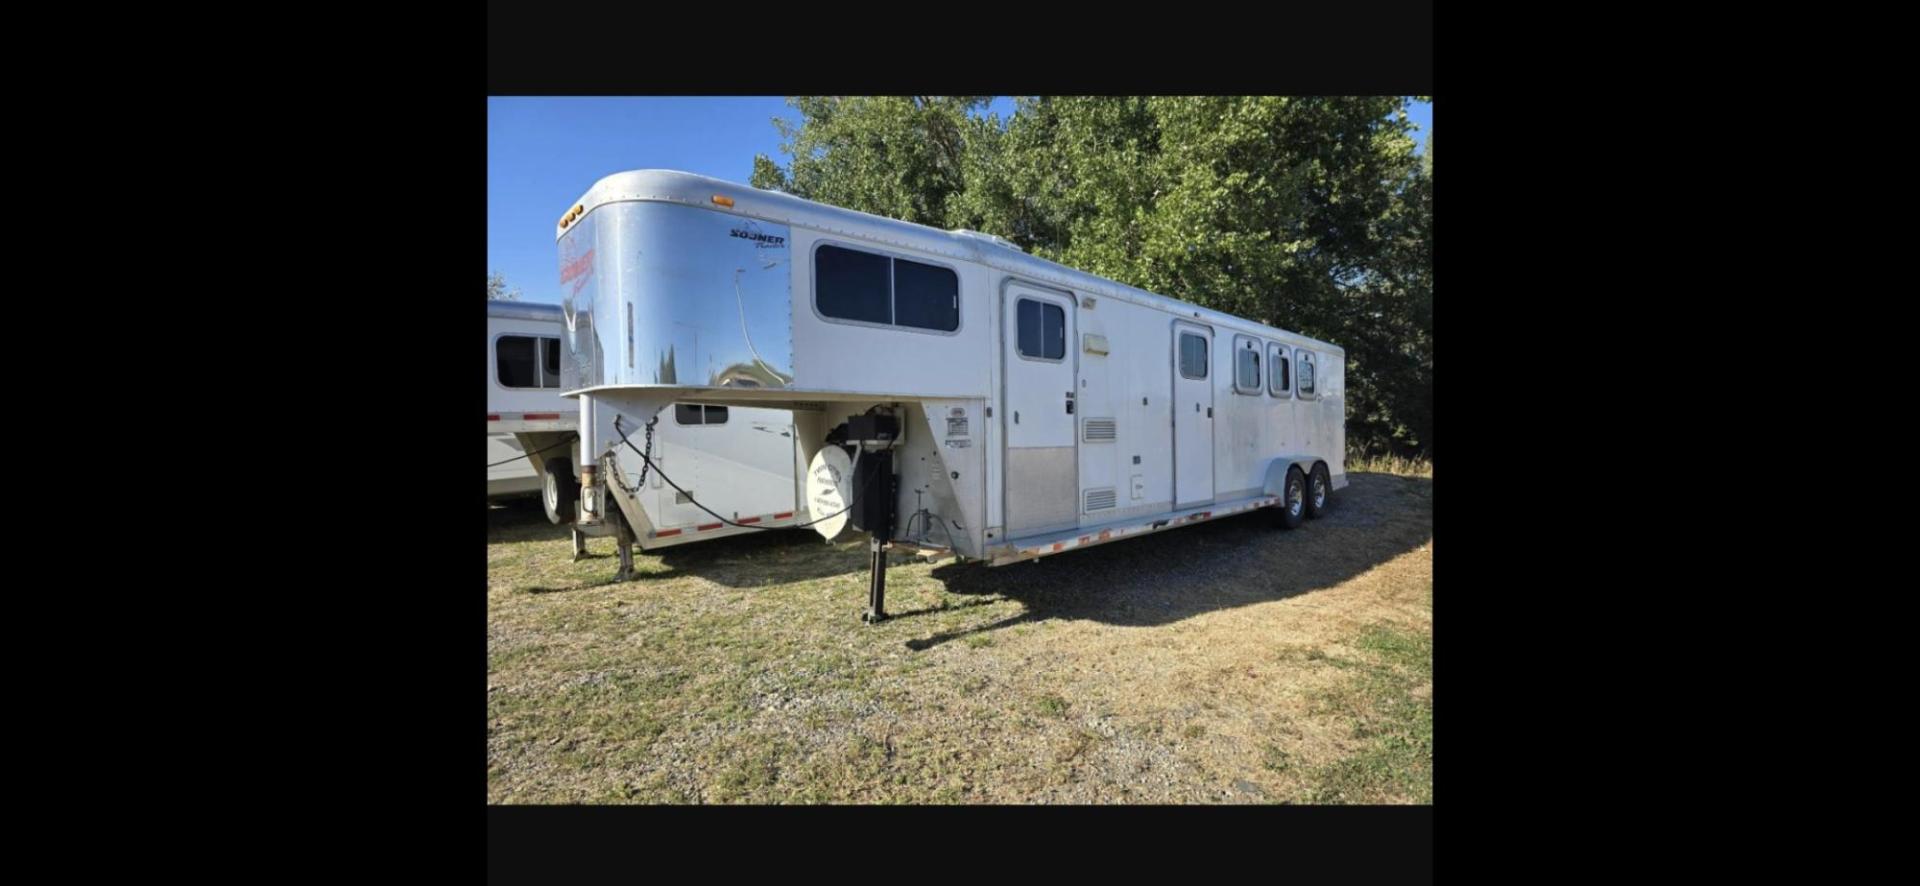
xmin=1346 ymin=449 xmax=1433 ymax=478
xmin=488 ymin=470 xmax=1432 ymax=804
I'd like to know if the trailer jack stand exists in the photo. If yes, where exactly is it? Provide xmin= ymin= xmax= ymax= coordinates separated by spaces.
xmin=570 ymin=528 xmax=588 ymax=562
xmin=864 ymin=535 xmax=888 ymax=624
xmin=610 ymin=508 xmax=636 ymax=583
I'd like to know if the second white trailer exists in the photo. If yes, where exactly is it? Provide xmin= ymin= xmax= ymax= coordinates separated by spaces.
xmin=488 ymin=299 xmax=808 ymax=555
xmin=559 ymin=171 xmax=1346 ymax=619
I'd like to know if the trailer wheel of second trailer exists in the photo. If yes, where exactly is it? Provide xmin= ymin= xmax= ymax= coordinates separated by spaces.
xmin=543 ymin=457 xmax=578 ymax=526
xmin=1305 ymin=463 xmax=1331 ymax=519
xmin=1276 ymin=466 xmax=1306 ymax=530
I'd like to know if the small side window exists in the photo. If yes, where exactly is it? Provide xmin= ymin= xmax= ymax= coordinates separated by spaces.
xmin=1233 ymin=336 xmax=1261 ymax=394
xmin=1178 ymin=332 xmax=1208 ymax=380
xmin=675 ymin=403 xmax=729 ymax=426
xmin=1297 ymin=350 xmax=1317 ymax=398
xmin=1016 ymin=297 xmax=1065 ymax=360
xmin=1268 ymin=342 xmax=1291 ymax=398
xmin=496 ymin=336 xmax=538 ymax=389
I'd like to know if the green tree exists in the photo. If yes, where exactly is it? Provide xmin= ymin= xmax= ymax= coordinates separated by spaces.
xmin=751 ymin=97 xmax=994 ymax=227
xmin=754 ymin=96 xmax=1433 ymax=457
xmin=487 ymin=270 xmax=520 ymax=301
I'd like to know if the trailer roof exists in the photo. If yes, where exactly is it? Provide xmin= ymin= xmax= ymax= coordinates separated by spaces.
xmin=560 ymin=170 xmax=1342 ymax=355
xmin=487 ymin=300 xmax=564 ymax=323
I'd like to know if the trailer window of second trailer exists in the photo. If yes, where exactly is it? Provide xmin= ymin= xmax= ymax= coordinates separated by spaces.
xmin=1234 ymin=336 xmax=1261 ymax=394
xmin=1268 ymin=342 xmax=1291 ymax=397
xmin=496 ymin=335 xmax=562 ymax=389
xmin=1179 ymin=333 xmax=1207 ymax=380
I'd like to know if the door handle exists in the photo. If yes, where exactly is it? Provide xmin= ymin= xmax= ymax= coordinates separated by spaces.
xmin=1066 ymin=399 xmax=1075 ymax=415
xmin=1207 ymin=407 xmax=1213 ymax=418
xmin=1014 ymin=411 xmax=1020 ymax=424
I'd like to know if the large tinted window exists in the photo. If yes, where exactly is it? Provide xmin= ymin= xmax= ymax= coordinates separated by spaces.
xmin=1016 ymin=298 xmax=1065 ymax=360
xmin=497 ymin=336 xmax=538 ymax=388
xmin=817 ymin=244 xmax=961 ymax=332
xmin=893 ymin=258 xmax=959 ymax=331
xmin=815 ymin=245 xmax=891 ymax=325
xmin=1179 ymin=333 xmax=1208 ymax=379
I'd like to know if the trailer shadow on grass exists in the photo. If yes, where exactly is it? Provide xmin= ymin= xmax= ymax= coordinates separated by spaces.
xmin=492 ymin=473 xmax=1432 ymax=627
xmin=651 ymin=530 xmax=872 ymax=586
xmin=904 ymin=472 xmax=1433 ymax=650
xmin=487 ymin=498 xmax=556 ymax=539
xmin=489 ymin=497 xmax=873 ymax=585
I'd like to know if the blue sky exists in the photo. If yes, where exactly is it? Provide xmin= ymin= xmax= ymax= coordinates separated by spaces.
xmin=488 ymin=97 xmax=1431 ymax=305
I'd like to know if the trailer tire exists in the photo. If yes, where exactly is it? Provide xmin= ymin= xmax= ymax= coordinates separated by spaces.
xmin=1305 ymin=463 xmax=1331 ymax=519
xmin=543 ymin=457 xmax=578 ymax=526
xmin=1276 ymin=466 xmax=1306 ymax=530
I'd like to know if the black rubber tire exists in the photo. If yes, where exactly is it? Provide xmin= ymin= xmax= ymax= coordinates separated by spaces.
xmin=1276 ymin=466 xmax=1306 ymax=530
xmin=1305 ymin=463 xmax=1331 ymax=519
xmin=543 ymin=457 xmax=578 ymax=526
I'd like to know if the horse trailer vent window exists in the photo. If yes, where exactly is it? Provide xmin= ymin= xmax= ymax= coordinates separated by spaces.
xmin=674 ymin=403 xmax=731 ymax=426
xmin=815 ymin=244 xmax=960 ymax=332
xmin=1234 ymin=336 xmax=1261 ymax=394
xmin=1297 ymin=350 xmax=1316 ymax=398
xmin=1178 ymin=332 xmax=1208 ymax=380
xmin=496 ymin=335 xmax=563 ymax=389
xmin=1085 ymin=487 xmax=1118 ymax=511
xmin=1017 ymin=298 xmax=1066 ymax=360
xmin=1083 ymin=417 xmax=1117 ymax=442
xmin=1268 ymin=342 xmax=1291 ymax=397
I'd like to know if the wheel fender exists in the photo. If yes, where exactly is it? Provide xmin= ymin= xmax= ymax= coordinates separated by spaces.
xmin=1262 ymin=456 xmax=1321 ymax=499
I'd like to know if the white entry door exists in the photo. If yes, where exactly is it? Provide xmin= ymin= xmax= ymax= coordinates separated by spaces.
xmin=1172 ymin=321 xmax=1215 ymax=508
xmin=1002 ymin=285 xmax=1078 ymax=535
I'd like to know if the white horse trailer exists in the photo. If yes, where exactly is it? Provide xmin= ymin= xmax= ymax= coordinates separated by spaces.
xmin=488 ymin=300 xmax=807 ymax=555
xmin=559 ymin=170 xmax=1346 ymax=620
xmin=488 ymin=301 xmax=580 ymax=501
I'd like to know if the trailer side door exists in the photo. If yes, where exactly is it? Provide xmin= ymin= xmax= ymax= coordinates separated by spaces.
xmin=1172 ymin=321 xmax=1215 ymax=508
xmin=1001 ymin=285 xmax=1079 ymax=537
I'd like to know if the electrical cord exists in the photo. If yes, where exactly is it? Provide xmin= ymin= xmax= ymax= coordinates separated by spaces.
xmin=612 ymin=414 xmax=865 ymax=532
